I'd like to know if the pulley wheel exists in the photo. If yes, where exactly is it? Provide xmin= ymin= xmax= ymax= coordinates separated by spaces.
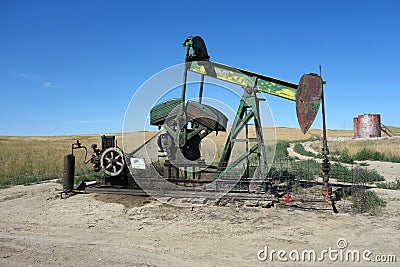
xmin=101 ymin=147 xmax=125 ymax=176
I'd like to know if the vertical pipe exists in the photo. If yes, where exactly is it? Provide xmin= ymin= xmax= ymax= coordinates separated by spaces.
xmin=321 ymin=85 xmax=327 ymax=145
xmin=198 ymin=74 xmax=205 ymax=104
xmin=245 ymin=110 xmax=249 ymax=178
xmin=196 ymin=74 xmax=205 ymax=155
xmin=181 ymin=64 xmax=188 ymax=103
xmin=319 ymin=66 xmax=331 ymax=197
xmin=179 ymin=44 xmax=191 ymax=148
xmin=63 ymin=154 xmax=75 ymax=192
xmin=181 ymin=44 xmax=191 ymax=103
xmin=321 ymin=87 xmax=328 ymax=152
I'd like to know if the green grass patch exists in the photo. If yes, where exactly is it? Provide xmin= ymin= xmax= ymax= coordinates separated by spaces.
xmin=353 ymin=148 xmax=400 ymax=163
xmin=0 ymin=166 xmax=100 ymax=189
xmin=269 ymin=158 xmax=384 ymax=184
xmin=74 ymin=167 xmax=103 ymax=183
xmin=329 ymin=163 xmax=354 ymax=182
xmin=376 ymin=178 xmax=400 ymax=190
xmin=293 ymin=143 xmax=319 ymax=158
xmin=275 ymin=141 xmax=290 ymax=159
xmin=353 ymin=148 xmax=385 ymax=161
xmin=332 ymin=146 xmax=400 ymax=164
xmin=351 ymin=190 xmax=386 ymax=215
xmin=330 ymin=164 xmax=384 ymax=183
xmin=292 ymin=143 xmax=355 ymax=164
xmin=0 ymin=173 xmax=58 ymax=188
xmin=331 ymin=150 xmax=354 ymax=164
xmin=332 ymin=147 xmax=400 ymax=163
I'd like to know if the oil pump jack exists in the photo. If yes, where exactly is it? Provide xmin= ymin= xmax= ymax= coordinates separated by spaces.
xmin=63 ymin=35 xmax=335 ymax=210
xmin=149 ymin=36 xmax=327 ymax=193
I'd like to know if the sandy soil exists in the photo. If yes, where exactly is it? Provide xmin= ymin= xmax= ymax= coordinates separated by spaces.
xmin=0 ymin=182 xmax=399 ymax=266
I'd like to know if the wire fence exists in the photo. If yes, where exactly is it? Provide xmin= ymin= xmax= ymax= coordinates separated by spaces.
xmin=127 ymin=157 xmax=385 ymax=213
xmin=267 ymin=159 xmax=385 ymax=213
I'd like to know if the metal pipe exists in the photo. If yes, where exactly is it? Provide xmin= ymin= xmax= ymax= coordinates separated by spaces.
xmin=198 ymin=74 xmax=205 ymax=104
xmin=319 ymin=66 xmax=330 ymax=197
xmin=181 ymin=64 xmax=188 ymax=103
xmin=245 ymin=111 xmax=249 ymax=178
xmin=63 ymin=154 xmax=75 ymax=192
xmin=179 ymin=45 xmax=191 ymax=146
xmin=321 ymin=87 xmax=328 ymax=152
xmin=181 ymin=43 xmax=191 ymax=103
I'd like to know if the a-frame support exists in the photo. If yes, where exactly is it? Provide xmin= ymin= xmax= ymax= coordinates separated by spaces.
xmin=215 ymin=86 xmax=268 ymax=190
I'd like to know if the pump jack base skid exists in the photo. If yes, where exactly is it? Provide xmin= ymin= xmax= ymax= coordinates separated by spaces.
xmin=81 ymin=182 xmax=276 ymax=202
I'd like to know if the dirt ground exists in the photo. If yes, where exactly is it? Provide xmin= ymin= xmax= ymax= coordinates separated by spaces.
xmin=0 ymin=182 xmax=399 ymax=266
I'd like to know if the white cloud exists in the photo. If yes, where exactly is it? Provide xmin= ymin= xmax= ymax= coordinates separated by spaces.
xmin=42 ymin=81 xmax=51 ymax=87
xmin=8 ymin=70 xmax=53 ymax=88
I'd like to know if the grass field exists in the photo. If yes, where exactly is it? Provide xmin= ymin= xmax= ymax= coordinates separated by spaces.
xmin=0 ymin=127 xmax=397 ymax=188
xmin=0 ymin=131 xmax=157 ymax=187
xmin=311 ymin=135 xmax=400 ymax=162
xmin=329 ymin=138 xmax=400 ymax=157
xmin=0 ymin=135 xmax=100 ymax=187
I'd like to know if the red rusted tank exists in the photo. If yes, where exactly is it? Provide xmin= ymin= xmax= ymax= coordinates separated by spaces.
xmin=353 ymin=117 xmax=360 ymax=138
xmin=353 ymin=114 xmax=381 ymax=138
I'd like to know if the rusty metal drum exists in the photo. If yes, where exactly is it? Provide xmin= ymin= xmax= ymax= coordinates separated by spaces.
xmin=353 ymin=117 xmax=360 ymax=138
xmin=354 ymin=114 xmax=381 ymax=138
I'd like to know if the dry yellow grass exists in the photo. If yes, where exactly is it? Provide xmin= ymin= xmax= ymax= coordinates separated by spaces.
xmin=121 ymin=131 xmax=157 ymax=152
xmin=274 ymin=127 xmax=354 ymax=141
xmin=0 ymin=126 xmax=396 ymax=187
xmin=0 ymin=134 xmax=103 ymax=183
xmin=0 ymin=127 xmax=352 ymax=180
xmin=204 ymin=127 xmax=353 ymax=145
xmin=0 ymin=132 xmax=159 ymax=186
xmin=309 ymin=126 xmax=400 ymax=158
xmin=322 ymin=138 xmax=400 ymax=158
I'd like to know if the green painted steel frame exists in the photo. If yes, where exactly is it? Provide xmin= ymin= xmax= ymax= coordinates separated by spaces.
xmin=188 ymin=61 xmax=298 ymax=101
xmin=215 ymin=88 xmax=268 ymax=181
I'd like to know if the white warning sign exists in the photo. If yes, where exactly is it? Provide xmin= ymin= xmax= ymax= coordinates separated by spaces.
xmin=130 ymin=158 xmax=146 ymax=169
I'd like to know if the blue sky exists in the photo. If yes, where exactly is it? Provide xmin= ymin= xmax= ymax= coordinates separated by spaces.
xmin=1 ymin=0 xmax=399 ymax=136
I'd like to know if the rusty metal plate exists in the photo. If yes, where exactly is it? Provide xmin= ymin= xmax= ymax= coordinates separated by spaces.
xmin=296 ymin=74 xmax=323 ymax=134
